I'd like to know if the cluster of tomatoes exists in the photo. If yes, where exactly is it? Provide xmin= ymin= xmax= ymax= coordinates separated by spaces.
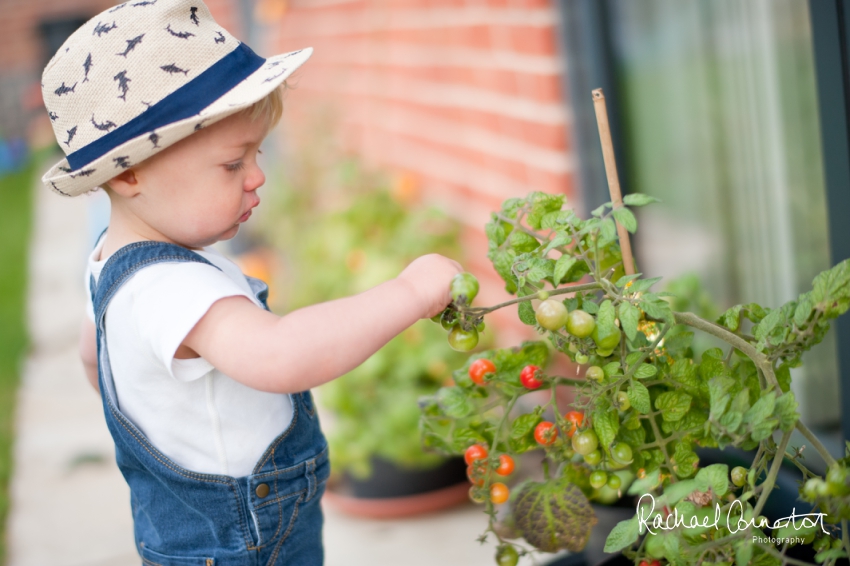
xmin=464 ymin=443 xmax=515 ymax=504
xmin=465 ymin=358 xmax=637 ymax=503
xmin=434 ymin=273 xmax=484 ymax=352
xmin=535 ymin=297 xmax=621 ymax=361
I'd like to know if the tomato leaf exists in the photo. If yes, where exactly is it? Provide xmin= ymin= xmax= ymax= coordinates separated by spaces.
xmin=485 ymin=217 xmax=507 ymax=247
xmin=655 ymin=391 xmax=692 ymax=422
xmin=774 ymin=391 xmax=799 ymax=432
xmin=628 ymin=277 xmax=662 ymax=294
xmin=525 ymin=257 xmax=555 ymax=284
xmin=811 ymin=258 xmax=850 ymax=318
xmin=627 ymin=382 xmax=651 ymax=414
xmin=672 ymin=440 xmax=699 ymax=478
xmin=618 ymin=301 xmax=640 ymax=342
xmin=633 ymin=363 xmax=657 ymax=379
xmin=742 ymin=391 xmax=775 ymax=425
xmin=639 ymin=295 xmax=674 ymax=324
xmin=518 ymin=301 xmax=536 ymax=326
xmin=488 ymin=248 xmax=518 ymax=294
xmin=612 ymin=206 xmax=637 ymax=233
xmin=695 ymin=463 xmax=729 ymax=497
xmin=436 ymin=387 xmax=473 ymax=418
xmin=553 ymin=256 xmax=576 ymax=287
xmin=593 ymin=407 xmax=619 ymax=450
xmin=596 ymin=299 xmax=617 ymax=340
xmin=603 ymin=517 xmax=640 ymax=553
xmin=623 ymin=193 xmax=660 ymax=207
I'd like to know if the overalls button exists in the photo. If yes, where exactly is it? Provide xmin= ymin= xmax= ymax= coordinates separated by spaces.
xmin=255 ymin=483 xmax=270 ymax=498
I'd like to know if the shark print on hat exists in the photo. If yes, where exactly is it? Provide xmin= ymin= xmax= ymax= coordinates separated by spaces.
xmin=149 ymin=132 xmax=161 ymax=148
xmin=131 ymin=0 xmax=157 ymax=6
xmin=54 ymin=82 xmax=76 ymax=96
xmin=160 ymin=63 xmax=189 ymax=76
xmin=113 ymin=70 xmax=130 ymax=100
xmin=117 ymin=34 xmax=144 ymax=57
xmin=166 ymin=24 xmax=194 ymax=39
xmin=113 ymin=156 xmax=131 ymax=168
xmin=109 ymin=3 xmax=128 ymax=12
xmin=93 ymin=21 xmax=118 ymax=37
xmin=50 ymin=181 xmax=71 ymax=197
xmin=64 ymin=126 xmax=78 ymax=147
xmin=48 ymin=111 xmax=58 ymax=121
xmin=190 ymin=7 xmax=200 ymax=25
xmin=91 ymin=114 xmax=117 ymax=131
xmin=263 ymin=68 xmax=287 ymax=83
xmin=214 ymin=31 xmax=225 ymax=44
xmin=83 ymin=54 xmax=93 ymax=82
xmin=69 ymin=168 xmax=95 ymax=178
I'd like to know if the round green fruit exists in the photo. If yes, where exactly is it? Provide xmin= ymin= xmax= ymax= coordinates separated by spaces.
xmin=616 ymin=391 xmax=630 ymax=410
xmin=730 ymin=466 xmax=747 ymax=488
xmin=440 ymin=310 xmax=458 ymax=330
xmin=590 ymin=470 xmax=608 ymax=489
xmin=827 ymin=466 xmax=850 ymax=496
xmin=607 ymin=474 xmax=622 ymax=490
xmin=450 ymin=273 xmax=479 ymax=303
xmin=610 ymin=442 xmax=634 ymax=465
xmin=575 ymin=353 xmax=589 ymax=365
xmin=583 ymin=450 xmax=602 ymax=466
xmin=592 ymin=326 xmax=621 ymax=350
xmin=596 ymin=348 xmax=614 ymax=357
xmin=566 ymin=310 xmax=596 ymax=338
xmin=572 ymin=430 xmax=599 ymax=456
xmin=495 ymin=545 xmax=519 ymax=566
xmin=536 ymin=299 xmax=569 ymax=331
xmin=586 ymin=366 xmax=605 ymax=382
xmin=448 ymin=327 xmax=479 ymax=351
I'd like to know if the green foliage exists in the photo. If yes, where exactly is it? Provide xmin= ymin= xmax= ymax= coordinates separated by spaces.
xmin=0 ymin=161 xmax=34 ymax=564
xmin=512 ymin=479 xmax=596 ymax=553
xmin=418 ymin=190 xmax=850 ymax=565
xmin=262 ymin=158 xmax=467 ymax=477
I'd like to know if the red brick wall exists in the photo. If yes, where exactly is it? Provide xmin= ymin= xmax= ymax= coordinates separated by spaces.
xmin=266 ymin=0 xmax=575 ymax=343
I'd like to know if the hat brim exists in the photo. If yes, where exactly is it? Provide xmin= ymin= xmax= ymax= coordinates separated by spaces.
xmin=42 ymin=46 xmax=312 ymax=197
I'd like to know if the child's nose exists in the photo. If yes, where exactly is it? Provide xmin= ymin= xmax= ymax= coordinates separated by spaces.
xmin=245 ymin=165 xmax=265 ymax=192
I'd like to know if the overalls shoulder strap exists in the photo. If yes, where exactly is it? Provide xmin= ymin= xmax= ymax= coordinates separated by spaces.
xmin=91 ymin=240 xmax=219 ymax=327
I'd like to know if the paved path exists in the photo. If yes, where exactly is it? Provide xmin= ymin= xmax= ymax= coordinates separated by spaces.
xmin=7 ymin=165 xmax=536 ymax=565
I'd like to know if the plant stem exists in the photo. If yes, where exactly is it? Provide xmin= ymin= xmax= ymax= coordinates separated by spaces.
xmin=796 ymin=420 xmax=838 ymax=468
xmin=462 ymin=282 xmax=601 ymax=315
xmin=753 ymin=430 xmax=792 ymax=519
xmin=647 ymin=411 xmax=677 ymax=483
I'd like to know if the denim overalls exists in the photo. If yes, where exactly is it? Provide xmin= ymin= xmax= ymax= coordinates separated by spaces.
xmin=91 ymin=240 xmax=329 ymax=566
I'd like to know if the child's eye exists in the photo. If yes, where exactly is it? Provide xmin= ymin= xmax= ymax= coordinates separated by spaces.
xmin=225 ymin=161 xmax=244 ymax=172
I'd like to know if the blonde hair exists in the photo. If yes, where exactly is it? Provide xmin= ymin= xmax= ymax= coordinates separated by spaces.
xmin=241 ymin=81 xmax=287 ymax=132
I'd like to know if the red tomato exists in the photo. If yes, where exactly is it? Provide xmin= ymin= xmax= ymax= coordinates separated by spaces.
xmin=490 ymin=482 xmax=510 ymax=504
xmin=534 ymin=421 xmax=558 ymax=446
xmin=464 ymin=444 xmax=489 ymax=465
xmin=468 ymin=359 xmax=497 ymax=385
xmin=563 ymin=410 xmax=584 ymax=438
xmin=495 ymin=454 xmax=515 ymax=476
xmin=520 ymin=365 xmax=543 ymax=389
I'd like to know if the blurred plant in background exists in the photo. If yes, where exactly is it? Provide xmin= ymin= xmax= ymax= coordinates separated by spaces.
xmin=258 ymin=151 xmax=474 ymax=478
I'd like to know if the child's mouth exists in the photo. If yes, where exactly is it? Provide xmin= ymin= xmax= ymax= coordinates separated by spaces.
xmin=238 ymin=210 xmax=252 ymax=222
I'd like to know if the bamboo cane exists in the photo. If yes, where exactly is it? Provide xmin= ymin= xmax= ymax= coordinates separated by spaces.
xmin=591 ymin=88 xmax=636 ymax=276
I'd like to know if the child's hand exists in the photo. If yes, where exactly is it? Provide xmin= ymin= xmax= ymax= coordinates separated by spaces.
xmin=397 ymin=254 xmax=463 ymax=319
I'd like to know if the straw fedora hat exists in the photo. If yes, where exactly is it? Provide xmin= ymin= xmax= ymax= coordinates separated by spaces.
xmin=41 ymin=0 xmax=311 ymax=197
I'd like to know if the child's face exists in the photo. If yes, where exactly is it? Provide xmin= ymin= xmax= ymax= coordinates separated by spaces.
xmin=123 ymin=110 xmax=269 ymax=249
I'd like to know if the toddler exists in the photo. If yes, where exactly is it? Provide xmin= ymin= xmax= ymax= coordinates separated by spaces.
xmin=41 ymin=1 xmax=461 ymax=564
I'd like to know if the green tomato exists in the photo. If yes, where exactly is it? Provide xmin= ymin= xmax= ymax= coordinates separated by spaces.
xmin=448 ymin=326 xmax=479 ymax=352
xmin=566 ymin=310 xmax=596 ymax=338
xmin=583 ymin=449 xmax=602 ymax=466
xmin=572 ymin=430 xmax=599 ymax=456
xmin=803 ymin=478 xmax=822 ymax=500
xmin=430 ymin=312 xmax=444 ymax=323
xmin=476 ymin=320 xmax=486 ymax=332
xmin=450 ymin=273 xmax=479 ymax=303
xmin=616 ymin=391 xmax=630 ymax=410
xmin=595 ymin=348 xmax=614 ymax=357
xmin=586 ymin=366 xmax=605 ymax=382
xmin=607 ymin=474 xmax=622 ymax=490
xmin=537 ymin=290 xmax=550 ymax=300
xmin=495 ymin=545 xmax=519 ymax=566
xmin=827 ymin=466 xmax=850 ymax=496
xmin=730 ymin=466 xmax=747 ymax=488
xmin=575 ymin=352 xmax=589 ymax=365
xmin=536 ymin=299 xmax=569 ymax=330
xmin=590 ymin=470 xmax=608 ymax=489
xmin=440 ymin=310 xmax=458 ymax=330
xmin=644 ymin=533 xmax=666 ymax=559
xmin=592 ymin=326 xmax=621 ymax=350
xmin=610 ymin=442 xmax=634 ymax=465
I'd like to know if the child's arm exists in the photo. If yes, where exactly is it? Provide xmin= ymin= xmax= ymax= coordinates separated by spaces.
xmin=183 ymin=254 xmax=463 ymax=393
xmin=79 ymin=317 xmax=100 ymax=393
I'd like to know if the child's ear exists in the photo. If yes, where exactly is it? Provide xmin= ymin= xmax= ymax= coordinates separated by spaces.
xmin=107 ymin=169 xmax=140 ymax=197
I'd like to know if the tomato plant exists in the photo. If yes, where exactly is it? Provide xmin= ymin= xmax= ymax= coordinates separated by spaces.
xmin=419 ymin=191 xmax=850 ymax=565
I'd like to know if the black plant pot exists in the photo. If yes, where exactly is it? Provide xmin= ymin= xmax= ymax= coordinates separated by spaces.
xmin=324 ymin=455 xmax=471 ymax=519
xmin=342 ymin=455 xmax=468 ymax=499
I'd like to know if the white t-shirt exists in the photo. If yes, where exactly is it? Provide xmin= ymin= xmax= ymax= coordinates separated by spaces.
xmin=85 ymin=236 xmax=293 ymax=477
